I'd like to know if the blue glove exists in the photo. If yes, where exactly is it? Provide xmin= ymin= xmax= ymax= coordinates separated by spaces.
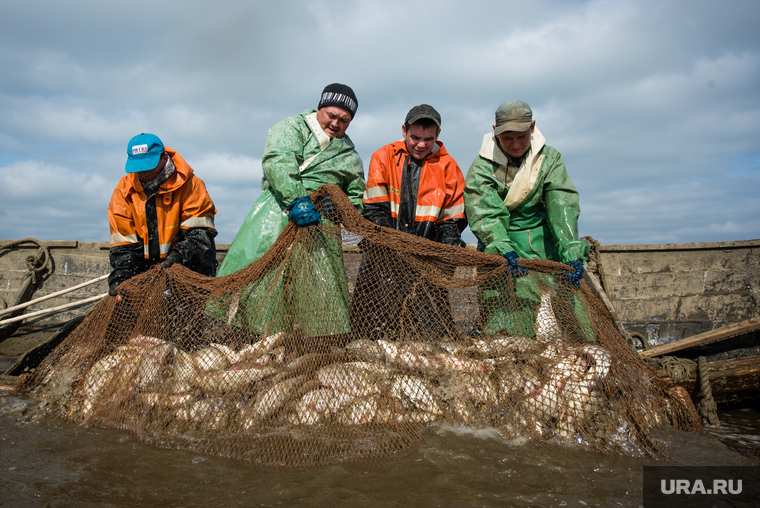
xmin=319 ymin=195 xmax=337 ymax=220
xmin=503 ymin=251 xmax=528 ymax=277
xmin=561 ymin=260 xmax=584 ymax=287
xmin=289 ymin=196 xmax=321 ymax=227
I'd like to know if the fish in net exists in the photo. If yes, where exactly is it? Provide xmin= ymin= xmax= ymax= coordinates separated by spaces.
xmin=14 ymin=184 xmax=703 ymax=468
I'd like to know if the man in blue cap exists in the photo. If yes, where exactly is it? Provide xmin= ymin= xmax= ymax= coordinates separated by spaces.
xmin=107 ymin=133 xmax=218 ymax=297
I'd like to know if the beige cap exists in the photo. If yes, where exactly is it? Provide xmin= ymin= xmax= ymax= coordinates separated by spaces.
xmin=493 ymin=100 xmax=532 ymax=135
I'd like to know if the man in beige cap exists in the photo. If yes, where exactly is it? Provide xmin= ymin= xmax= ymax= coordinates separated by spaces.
xmin=464 ymin=100 xmax=589 ymax=334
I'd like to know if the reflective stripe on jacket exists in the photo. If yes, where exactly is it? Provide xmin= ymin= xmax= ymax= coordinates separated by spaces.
xmin=108 ymin=147 xmax=217 ymax=259
xmin=363 ymin=140 xmax=466 ymax=241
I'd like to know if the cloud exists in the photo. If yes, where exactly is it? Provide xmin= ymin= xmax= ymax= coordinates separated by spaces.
xmin=0 ymin=0 xmax=758 ymax=248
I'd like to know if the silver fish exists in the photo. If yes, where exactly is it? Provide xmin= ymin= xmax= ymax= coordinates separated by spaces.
xmin=209 ymin=343 xmax=241 ymax=365
xmin=390 ymin=375 xmax=442 ymax=415
xmin=249 ymin=375 xmax=305 ymax=423
xmin=293 ymin=400 xmax=321 ymax=425
xmin=336 ymin=396 xmax=378 ymax=425
xmin=135 ymin=342 xmax=176 ymax=389
xmin=237 ymin=332 xmax=286 ymax=363
xmin=535 ymin=290 xmax=563 ymax=342
xmin=195 ymin=364 xmax=279 ymax=392
xmin=300 ymin=387 xmax=355 ymax=415
xmin=192 ymin=346 xmax=230 ymax=372
xmin=317 ymin=363 xmax=381 ymax=398
xmin=171 ymin=350 xmax=197 ymax=393
xmin=463 ymin=336 xmax=536 ymax=358
xmin=575 ymin=344 xmax=612 ymax=387
xmin=450 ymin=371 xmax=497 ymax=406
xmin=345 ymin=339 xmax=384 ymax=362
xmin=436 ymin=353 xmax=494 ymax=376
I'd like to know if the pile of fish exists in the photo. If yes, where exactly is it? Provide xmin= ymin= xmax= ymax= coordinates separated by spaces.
xmin=36 ymin=289 xmax=642 ymax=448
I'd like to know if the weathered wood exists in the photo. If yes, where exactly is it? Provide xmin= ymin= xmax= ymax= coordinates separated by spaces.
xmin=0 ymin=273 xmax=109 ymax=318
xmin=0 ymin=293 xmax=107 ymax=326
xmin=654 ymin=356 xmax=760 ymax=405
xmin=600 ymin=239 xmax=760 ymax=344
xmin=640 ymin=317 xmax=760 ymax=359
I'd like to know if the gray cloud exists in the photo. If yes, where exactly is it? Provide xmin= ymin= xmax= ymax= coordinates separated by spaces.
xmin=0 ymin=0 xmax=758 ymax=247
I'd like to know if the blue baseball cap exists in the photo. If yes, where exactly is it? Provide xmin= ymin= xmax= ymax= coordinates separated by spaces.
xmin=125 ymin=133 xmax=165 ymax=173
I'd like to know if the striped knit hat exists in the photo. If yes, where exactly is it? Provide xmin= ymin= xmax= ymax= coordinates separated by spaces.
xmin=318 ymin=83 xmax=358 ymax=118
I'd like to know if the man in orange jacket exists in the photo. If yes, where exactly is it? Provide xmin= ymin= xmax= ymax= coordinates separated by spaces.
xmin=352 ymin=105 xmax=467 ymax=339
xmin=107 ymin=133 xmax=218 ymax=297
xmin=362 ymin=104 xmax=467 ymax=245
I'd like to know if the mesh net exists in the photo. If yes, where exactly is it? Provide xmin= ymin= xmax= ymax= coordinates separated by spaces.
xmin=14 ymin=184 xmax=703 ymax=467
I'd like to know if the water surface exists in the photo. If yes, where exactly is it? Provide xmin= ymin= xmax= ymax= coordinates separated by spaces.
xmin=1 ymin=396 xmax=757 ymax=507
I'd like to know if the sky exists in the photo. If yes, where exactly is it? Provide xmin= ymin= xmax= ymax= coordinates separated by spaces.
xmin=1 ymin=0 xmax=759 ymax=247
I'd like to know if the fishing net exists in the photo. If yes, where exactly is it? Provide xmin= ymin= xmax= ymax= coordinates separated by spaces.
xmin=14 ymin=184 xmax=702 ymax=468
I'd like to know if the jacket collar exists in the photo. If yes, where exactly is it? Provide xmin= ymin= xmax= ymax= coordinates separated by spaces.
xmin=129 ymin=147 xmax=192 ymax=195
xmin=478 ymin=127 xmax=546 ymax=166
xmin=392 ymin=139 xmax=447 ymax=162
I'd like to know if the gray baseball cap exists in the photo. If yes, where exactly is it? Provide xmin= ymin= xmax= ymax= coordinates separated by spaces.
xmin=405 ymin=104 xmax=441 ymax=128
xmin=494 ymin=100 xmax=532 ymax=135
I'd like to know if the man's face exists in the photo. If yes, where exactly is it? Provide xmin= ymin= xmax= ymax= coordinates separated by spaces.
xmin=402 ymin=123 xmax=440 ymax=160
xmin=494 ymin=121 xmax=535 ymax=158
xmin=137 ymin=152 xmax=167 ymax=183
xmin=316 ymin=106 xmax=352 ymax=138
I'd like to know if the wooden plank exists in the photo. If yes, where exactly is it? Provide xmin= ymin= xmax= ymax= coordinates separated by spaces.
xmin=600 ymin=238 xmax=760 ymax=252
xmin=0 ymin=274 xmax=108 ymax=317
xmin=639 ymin=317 xmax=760 ymax=359
xmin=652 ymin=356 xmax=760 ymax=405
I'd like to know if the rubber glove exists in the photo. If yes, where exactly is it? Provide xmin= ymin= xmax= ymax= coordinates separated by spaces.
xmin=289 ymin=196 xmax=321 ymax=227
xmin=561 ymin=260 xmax=584 ymax=287
xmin=163 ymin=251 xmax=183 ymax=269
xmin=108 ymin=282 xmax=120 ymax=297
xmin=503 ymin=251 xmax=528 ymax=277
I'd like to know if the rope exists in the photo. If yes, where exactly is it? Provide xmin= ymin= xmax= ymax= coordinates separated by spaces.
xmin=659 ymin=356 xmax=696 ymax=384
xmin=697 ymin=356 xmax=721 ymax=428
xmin=0 ymin=238 xmax=53 ymax=339
xmin=581 ymin=236 xmax=608 ymax=295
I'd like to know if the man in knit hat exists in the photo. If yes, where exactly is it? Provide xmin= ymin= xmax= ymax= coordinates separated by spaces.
xmin=107 ymin=133 xmax=217 ymax=298
xmin=464 ymin=100 xmax=589 ymax=335
xmin=217 ymin=83 xmax=365 ymax=275
xmin=214 ymin=84 xmax=365 ymax=341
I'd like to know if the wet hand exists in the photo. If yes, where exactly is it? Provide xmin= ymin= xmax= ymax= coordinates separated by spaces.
xmin=289 ymin=196 xmax=321 ymax=227
xmin=503 ymin=251 xmax=528 ymax=277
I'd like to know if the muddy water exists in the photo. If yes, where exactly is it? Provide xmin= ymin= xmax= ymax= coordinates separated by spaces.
xmin=1 ymin=396 xmax=757 ymax=508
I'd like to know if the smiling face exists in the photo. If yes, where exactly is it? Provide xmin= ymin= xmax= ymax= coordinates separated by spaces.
xmin=402 ymin=123 xmax=440 ymax=160
xmin=316 ymin=106 xmax=353 ymax=138
xmin=494 ymin=121 xmax=535 ymax=158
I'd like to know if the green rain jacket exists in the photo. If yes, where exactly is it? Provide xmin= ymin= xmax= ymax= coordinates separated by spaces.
xmin=217 ymin=109 xmax=365 ymax=276
xmin=464 ymin=127 xmax=588 ymax=264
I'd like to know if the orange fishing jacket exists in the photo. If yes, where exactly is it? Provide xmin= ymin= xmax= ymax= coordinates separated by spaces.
xmin=363 ymin=140 xmax=466 ymax=243
xmin=108 ymin=147 xmax=217 ymax=259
